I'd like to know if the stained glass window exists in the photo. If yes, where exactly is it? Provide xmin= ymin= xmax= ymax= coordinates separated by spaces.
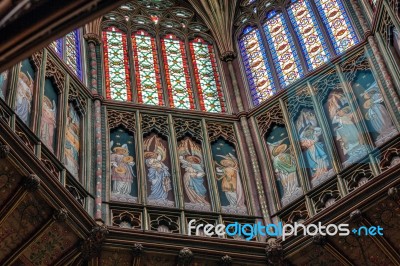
xmin=315 ymin=0 xmax=358 ymax=54
xmin=49 ymin=30 xmax=82 ymax=81
xmin=131 ymin=30 xmax=163 ymax=106
xmin=50 ymin=39 xmax=63 ymax=58
xmin=263 ymin=11 xmax=304 ymax=87
xmin=103 ymin=27 xmax=131 ymax=101
xmin=189 ymin=37 xmax=225 ymax=112
xmin=239 ymin=27 xmax=276 ymax=105
xmin=288 ymin=0 xmax=331 ymax=70
xmin=161 ymin=34 xmax=194 ymax=109
xmin=65 ymin=30 xmax=82 ymax=80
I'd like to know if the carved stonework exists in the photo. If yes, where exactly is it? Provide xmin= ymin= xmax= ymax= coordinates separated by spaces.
xmin=41 ymin=157 xmax=59 ymax=178
xmin=24 ymin=174 xmax=41 ymax=191
xmin=220 ymin=255 xmax=233 ymax=266
xmin=379 ymin=145 xmax=400 ymax=172
xmin=341 ymin=50 xmax=369 ymax=82
xmin=174 ymin=118 xmax=203 ymax=140
xmin=149 ymin=214 xmax=180 ymax=233
xmin=178 ymin=247 xmax=193 ymax=266
xmin=68 ymin=83 xmax=87 ymax=115
xmin=53 ymin=208 xmax=68 ymax=222
xmin=81 ymin=225 xmax=109 ymax=260
xmin=220 ymin=51 xmax=237 ymax=62
xmin=346 ymin=164 xmax=374 ymax=192
xmin=112 ymin=210 xmax=141 ymax=229
xmin=281 ymin=204 xmax=309 ymax=225
xmin=108 ymin=110 xmax=136 ymax=133
xmin=31 ymin=50 xmax=44 ymax=70
xmin=0 ymin=144 xmax=10 ymax=158
xmin=66 ymin=185 xmax=85 ymax=206
xmin=132 ymin=243 xmax=144 ymax=257
xmin=265 ymin=238 xmax=284 ymax=266
xmin=286 ymin=87 xmax=313 ymax=118
xmin=349 ymin=209 xmax=363 ymax=224
xmin=207 ymin=121 xmax=236 ymax=144
xmin=313 ymin=186 xmax=341 ymax=213
xmin=388 ymin=187 xmax=399 ymax=201
xmin=45 ymin=57 xmax=66 ymax=93
xmin=256 ymin=104 xmax=285 ymax=136
xmin=141 ymin=114 xmax=169 ymax=136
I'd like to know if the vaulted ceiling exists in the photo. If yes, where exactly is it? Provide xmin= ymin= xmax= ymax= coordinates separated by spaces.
xmin=0 ymin=0 xmax=241 ymax=72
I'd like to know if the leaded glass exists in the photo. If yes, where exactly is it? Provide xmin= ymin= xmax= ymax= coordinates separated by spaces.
xmin=190 ymin=38 xmax=225 ymax=113
xmin=65 ymin=29 xmax=82 ymax=80
xmin=315 ymin=0 xmax=358 ymax=54
xmin=239 ymin=27 xmax=276 ymax=106
xmin=103 ymin=27 xmax=131 ymax=101
xmin=50 ymin=39 xmax=63 ymax=58
xmin=263 ymin=11 xmax=304 ymax=87
xmin=161 ymin=34 xmax=194 ymax=109
xmin=288 ymin=0 xmax=331 ymax=70
xmin=132 ymin=30 xmax=163 ymax=106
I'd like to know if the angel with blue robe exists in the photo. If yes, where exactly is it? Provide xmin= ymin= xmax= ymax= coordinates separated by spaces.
xmin=144 ymin=136 xmax=172 ymax=201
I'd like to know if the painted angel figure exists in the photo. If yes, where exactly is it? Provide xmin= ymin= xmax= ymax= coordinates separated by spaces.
xmin=110 ymin=142 xmax=135 ymax=196
xmin=40 ymin=96 xmax=57 ymax=152
xmin=267 ymin=138 xmax=299 ymax=199
xmin=144 ymin=135 xmax=172 ymax=201
xmin=297 ymin=111 xmax=329 ymax=179
xmin=328 ymin=92 xmax=362 ymax=156
xmin=15 ymin=71 xmax=34 ymax=124
xmin=215 ymin=153 xmax=245 ymax=208
xmin=362 ymin=81 xmax=394 ymax=137
xmin=178 ymin=138 xmax=209 ymax=205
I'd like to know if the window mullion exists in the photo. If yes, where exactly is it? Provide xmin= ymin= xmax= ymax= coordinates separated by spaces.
xmin=184 ymin=36 xmax=201 ymax=111
xmin=126 ymin=27 xmax=138 ymax=104
xmin=156 ymin=32 xmax=170 ymax=108
xmin=281 ymin=8 xmax=309 ymax=75
xmin=256 ymin=20 xmax=283 ymax=92
xmin=308 ymin=0 xmax=337 ymax=56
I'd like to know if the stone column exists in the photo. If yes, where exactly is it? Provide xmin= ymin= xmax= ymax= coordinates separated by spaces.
xmin=84 ymin=18 xmax=104 ymax=222
xmin=221 ymin=52 xmax=271 ymax=222
xmin=351 ymin=0 xmax=400 ymax=113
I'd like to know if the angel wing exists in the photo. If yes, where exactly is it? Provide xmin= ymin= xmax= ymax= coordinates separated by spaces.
xmin=189 ymin=139 xmax=202 ymax=161
xmin=178 ymin=139 xmax=190 ymax=157
xmin=143 ymin=135 xmax=155 ymax=152
xmin=154 ymin=137 xmax=167 ymax=161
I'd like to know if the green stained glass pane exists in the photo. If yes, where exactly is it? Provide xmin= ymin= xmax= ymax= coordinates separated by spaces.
xmin=162 ymin=34 xmax=194 ymax=110
xmin=132 ymin=30 xmax=163 ymax=106
xmin=190 ymin=38 xmax=225 ymax=113
xmin=103 ymin=28 xmax=131 ymax=101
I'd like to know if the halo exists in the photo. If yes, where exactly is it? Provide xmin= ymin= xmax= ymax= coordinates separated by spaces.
xmin=272 ymin=144 xmax=287 ymax=157
xmin=113 ymin=146 xmax=128 ymax=154
xmin=185 ymin=155 xmax=201 ymax=164
xmin=363 ymin=99 xmax=372 ymax=109
xmin=220 ymin=159 xmax=236 ymax=167
xmin=144 ymin=151 xmax=157 ymax=159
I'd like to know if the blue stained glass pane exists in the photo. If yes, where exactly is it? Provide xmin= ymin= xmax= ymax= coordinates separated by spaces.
xmin=239 ymin=28 xmax=276 ymax=106
xmin=263 ymin=11 xmax=304 ymax=87
xmin=65 ymin=29 xmax=82 ymax=80
xmin=288 ymin=0 xmax=331 ymax=70
xmin=315 ymin=0 xmax=358 ymax=54
xmin=50 ymin=39 xmax=63 ymax=58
